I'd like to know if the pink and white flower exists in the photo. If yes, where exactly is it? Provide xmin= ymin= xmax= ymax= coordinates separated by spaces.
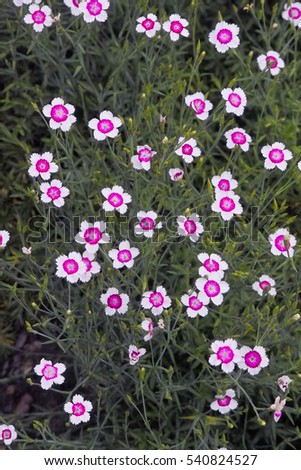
xmin=162 ymin=14 xmax=189 ymax=41
xmin=211 ymin=171 xmax=238 ymax=193
xmin=129 ymin=344 xmax=146 ymax=365
xmin=101 ymin=185 xmax=131 ymax=214
xmin=175 ymin=137 xmax=201 ymax=163
xmin=14 ymin=0 xmax=35 ymax=7
xmin=238 ymin=345 xmax=269 ymax=375
xmin=0 ymin=230 xmax=10 ymax=249
xmin=209 ymin=21 xmax=240 ymax=53
xmin=180 ymin=290 xmax=209 ymax=318
xmin=197 ymin=253 xmax=228 ymax=278
xmin=0 ymin=424 xmax=17 ymax=446
xmin=131 ymin=145 xmax=157 ymax=171
xmin=141 ymin=318 xmax=154 ymax=341
xmin=196 ymin=274 xmax=230 ymax=306
xmin=136 ymin=13 xmax=161 ymax=38
xmin=75 ymin=220 xmax=110 ymax=253
xmin=42 ymin=98 xmax=76 ymax=131
xmin=80 ymin=251 xmax=101 ymax=283
xmin=210 ymin=389 xmax=238 ymax=414
xmin=34 ymin=358 xmax=66 ymax=390
xmin=221 ymin=87 xmax=247 ymax=116
xmin=185 ymin=92 xmax=213 ymax=121
xmin=22 ymin=246 xmax=32 ymax=255
xmin=261 ymin=142 xmax=293 ymax=171
xmin=108 ymin=240 xmax=139 ymax=269
xmin=269 ymin=228 xmax=296 ymax=258
xmin=141 ymin=285 xmax=171 ymax=316
xmin=277 ymin=375 xmax=292 ymax=392
xmin=169 ymin=168 xmax=184 ymax=181
xmin=40 ymin=179 xmax=70 ymax=207
xmin=270 ymin=396 xmax=286 ymax=423
xmin=55 ymin=252 xmax=86 ymax=283
xmin=257 ymin=51 xmax=285 ymax=76
xmin=24 ymin=4 xmax=53 ymax=33
xmin=298 ymin=161 xmax=301 ymax=171
xmin=79 ymin=0 xmax=110 ymax=23
xmin=177 ymin=213 xmax=204 ymax=242
xmin=282 ymin=3 xmax=301 ymax=26
xmin=252 ymin=275 xmax=276 ymax=297
xmin=100 ymin=287 xmax=129 ymax=316
xmin=208 ymin=338 xmax=241 ymax=373
xmin=88 ymin=110 xmax=122 ymax=141
xmin=134 ymin=211 xmax=162 ymax=238
xmin=63 ymin=0 xmax=82 ymax=16
xmin=64 ymin=394 xmax=92 ymax=425
xmin=224 ymin=127 xmax=251 ymax=152
xmin=211 ymin=190 xmax=243 ymax=221
xmin=28 ymin=152 xmax=58 ymax=180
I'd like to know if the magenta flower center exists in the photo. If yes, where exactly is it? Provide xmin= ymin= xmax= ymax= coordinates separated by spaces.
xmin=188 ymin=296 xmax=203 ymax=310
xmin=170 ymin=20 xmax=184 ymax=34
xmin=138 ymin=148 xmax=152 ymax=162
xmin=216 ymin=346 xmax=234 ymax=364
xmin=97 ymin=119 xmax=114 ymax=134
xmin=173 ymin=171 xmax=183 ymax=180
xmin=108 ymin=192 xmax=123 ymax=207
xmin=87 ymin=0 xmax=102 ymax=16
xmin=131 ymin=351 xmax=139 ymax=359
xmin=2 ymin=429 xmax=12 ymax=440
xmin=182 ymin=143 xmax=193 ymax=155
xmin=220 ymin=196 xmax=235 ymax=212
xmin=217 ymin=28 xmax=233 ymax=44
xmin=108 ymin=293 xmax=122 ymax=309
xmin=217 ymin=395 xmax=231 ymax=407
xmin=259 ymin=280 xmax=271 ymax=291
xmin=50 ymin=104 xmax=69 ymax=123
xmin=142 ymin=18 xmax=155 ymax=30
xmin=244 ymin=350 xmax=261 ymax=368
xmin=218 ymin=179 xmax=231 ymax=191
xmin=274 ymin=234 xmax=290 ymax=252
xmin=72 ymin=402 xmax=86 ymax=417
xmin=268 ymin=148 xmax=284 ymax=163
xmin=289 ymin=7 xmax=301 ymax=19
xmin=47 ymin=186 xmax=61 ymax=200
xmin=117 ymin=249 xmax=132 ymax=263
xmin=73 ymin=0 xmax=79 ymax=6
xmin=140 ymin=217 xmax=155 ymax=231
xmin=63 ymin=259 xmax=79 ymax=275
xmin=266 ymin=55 xmax=278 ymax=69
xmin=191 ymin=98 xmax=205 ymax=114
xmin=204 ymin=258 xmax=220 ymax=272
xmin=0 ymin=235 xmax=3 ymax=245
xmin=232 ymin=131 xmax=247 ymax=145
xmin=84 ymin=227 xmax=102 ymax=245
xmin=32 ymin=10 xmax=46 ymax=24
xmin=36 ymin=158 xmax=50 ymax=173
xmin=82 ymin=257 xmax=92 ymax=272
xmin=228 ymin=92 xmax=242 ymax=108
xmin=41 ymin=364 xmax=58 ymax=380
xmin=149 ymin=292 xmax=164 ymax=307
xmin=204 ymin=280 xmax=220 ymax=297
xmin=184 ymin=219 xmax=197 ymax=234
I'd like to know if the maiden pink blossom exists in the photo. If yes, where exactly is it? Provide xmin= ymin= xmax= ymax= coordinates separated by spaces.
xmin=79 ymin=0 xmax=110 ymax=23
xmin=169 ymin=168 xmax=184 ymax=181
xmin=211 ymin=190 xmax=243 ymax=221
xmin=28 ymin=152 xmax=58 ymax=180
xmin=129 ymin=345 xmax=146 ymax=365
xmin=282 ymin=2 xmax=301 ymax=26
xmin=14 ymin=0 xmax=35 ymax=6
xmin=211 ymin=171 xmax=238 ymax=193
xmin=196 ymin=274 xmax=230 ymax=306
xmin=108 ymin=240 xmax=139 ymax=269
xmin=270 ymin=396 xmax=286 ymax=423
xmin=88 ymin=110 xmax=122 ymax=141
xmin=0 ymin=230 xmax=10 ymax=249
xmin=134 ymin=211 xmax=162 ymax=238
xmin=197 ymin=253 xmax=228 ymax=278
xmin=238 ymin=345 xmax=269 ymax=375
xmin=221 ymin=87 xmax=247 ymax=116
xmin=55 ymin=252 xmax=86 ymax=283
xmin=210 ymin=389 xmax=238 ymax=414
xmin=34 ymin=358 xmax=66 ymax=390
xmin=209 ymin=22 xmax=240 ymax=53
xmin=24 ymin=4 xmax=53 ymax=33
xmin=224 ymin=127 xmax=251 ymax=152
xmin=177 ymin=213 xmax=204 ymax=242
xmin=80 ymin=251 xmax=101 ymax=283
xmin=277 ymin=375 xmax=292 ymax=392
xmin=101 ymin=185 xmax=131 ymax=214
xmin=257 ymin=51 xmax=285 ymax=76
xmin=75 ymin=220 xmax=110 ymax=253
xmin=100 ymin=287 xmax=129 ymax=316
xmin=162 ymin=14 xmax=189 ymax=41
xmin=180 ymin=290 xmax=209 ymax=318
xmin=208 ymin=338 xmax=241 ymax=373
xmin=64 ymin=395 xmax=93 ymax=425
xmin=0 ymin=424 xmax=17 ymax=446
xmin=261 ymin=142 xmax=293 ymax=171
xmin=131 ymin=145 xmax=157 ymax=171
xmin=42 ymin=98 xmax=76 ymax=131
xmin=185 ymin=92 xmax=213 ymax=121
xmin=175 ymin=137 xmax=201 ymax=163
xmin=141 ymin=285 xmax=171 ymax=316
xmin=252 ymin=275 xmax=276 ymax=297
xmin=63 ymin=0 xmax=82 ymax=16
xmin=141 ymin=318 xmax=154 ymax=341
xmin=40 ymin=179 xmax=70 ymax=207
xmin=136 ymin=13 xmax=161 ymax=38
xmin=269 ymin=228 xmax=296 ymax=258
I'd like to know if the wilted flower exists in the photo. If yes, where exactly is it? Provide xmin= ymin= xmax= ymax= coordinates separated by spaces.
xmin=129 ymin=345 xmax=146 ymax=365
xmin=270 ymin=396 xmax=286 ymax=422
xmin=277 ymin=375 xmax=293 ymax=392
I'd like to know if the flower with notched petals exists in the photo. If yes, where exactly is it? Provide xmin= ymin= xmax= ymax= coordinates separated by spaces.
xmin=100 ymin=287 xmax=129 ymax=316
xmin=42 ymin=98 xmax=76 ymax=131
xmin=185 ymin=92 xmax=213 ymax=121
xmin=181 ymin=290 xmax=209 ymax=318
xmin=209 ymin=338 xmax=241 ymax=373
xmin=75 ymin=220 xmax=110 ymax=253
xmin=64 ymin=0 xmax=82 ymax=16
xmin=24 ymin=4 xmax=53 ymax=33
xmin=28 ymin=152 xmax=58 ymax=180
xmin=261 ymin=142 xmax=293 ymax=171
xmin=196 ymin=274 xmax=230 ymax=306
xmin=136 ymin=13 xmax=161 ymax=38
xmin=40 ymin=179 xmax=70 ymax=207
xmin=211 ymin=190 xmax=243 ymax=221
xmin=238 ymin=345 xmax=269 ymax=375
xmin=197 ymin=253 xmax=228 ymax=278
xmin=101 ymin=185 xmax=131 ymax=214
xmin=177 ymin=213 xmax=204 ymax=242
xmin=55 ymin=252 xmax=86 ymax=283
xmin=64 ymin=395 xmax=93 ymax=425
xmin=257 ymin=51 xmax=285 ymax=76
xmin=88 ymin=110 xmax=122 ymax=141
xmin=282 ymin=2 xmax=301 ymax=26
xmin=162 ymin=14 xmax=189 ymax=41
xmin=129 ymin=345 xmax=146 ymax=365
xmin=169 ymin=168 xmax=184 ymax=181
xmin=131 ymin=145 xmax=157 ymax=171
xmin=252 ymin=275 xmax=276 ymax=297
xmin=221 ymin=87 xmax=247 ymax=116
xmin=224 ymin=127 xmax=251 ymax=152
xmin=175 ymin=137 xmax=201 ymax=163
xmin=141 ymin=285 xmax=171 ymax=316
xmin=134 ymin=211 xmax=162 ymax=238
xmin=210 ymin=389 xmax=238 ymax=414
xmin=269 ymin=228 xmax=296 ymax=258
xmin=80 ymin=251 xmax=101 ymax=283
xmin=0 ymin=230 xmax=10 ymax=249
xmin=79 ymin=0 xmax=110 ymax=23
xmin=211 ymin=171 xmax=238 ymax=193
xmin=34 ymin=358 xmax=66 ymax=390
xmin=209 ymin=21 xmax=240 ymax=53
xmin=108 ymin=240 xmax=139 ymax=269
